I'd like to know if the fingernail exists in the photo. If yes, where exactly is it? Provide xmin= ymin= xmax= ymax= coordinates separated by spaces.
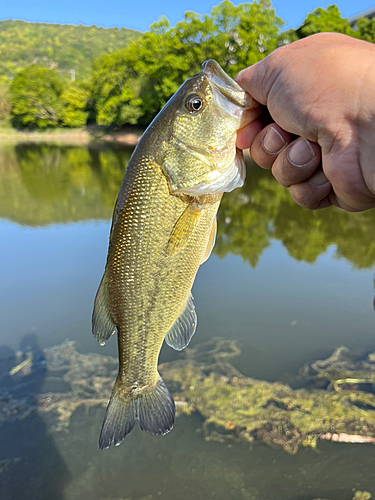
xmin=288 ymin=139 xmax=315 ymax=166
xmin=310 ymin=170 xmax=329 ymax=187
xmin=262 ymin=127 xmax=286 ymax=154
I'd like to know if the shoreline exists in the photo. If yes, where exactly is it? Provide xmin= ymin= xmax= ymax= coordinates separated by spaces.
xmin=0 ymin=127 xmax=251 ymax=158
xmin=0 ymin=127 xmax=143 ymax=146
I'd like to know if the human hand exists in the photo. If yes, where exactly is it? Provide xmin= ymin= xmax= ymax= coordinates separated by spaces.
xmin=236 ymin=33 xmax=375 ymax=212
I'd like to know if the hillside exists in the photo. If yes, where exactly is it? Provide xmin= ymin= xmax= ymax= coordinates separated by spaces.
xmin=0 ymin=19 xmax=141 ymax=82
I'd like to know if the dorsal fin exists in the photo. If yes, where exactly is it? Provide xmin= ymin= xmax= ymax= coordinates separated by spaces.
xmin=164 ymin=293 xmax=197 ymax=351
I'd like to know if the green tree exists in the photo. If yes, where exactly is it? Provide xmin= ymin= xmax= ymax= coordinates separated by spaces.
xmin=59 ymin=82 xmax=91 ymax=127
xmin=0 ymin=84 xmax=11 ymax=122
xmin=357 ymin=17 xmax=375 ymax=43
xmin=296 ymin=5 xmax=357 ymax=38
xmin=10 ymin=65 xmax=64 ymax=128
xmin=92 ymin=0 xmax=284 ymax=127
xmin=92 ymin=49 xmax=143 ymax=126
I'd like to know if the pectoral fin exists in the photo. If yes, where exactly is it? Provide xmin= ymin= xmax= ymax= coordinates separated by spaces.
xmin=165 ymin=293 xmax=197 ymax=351
xmin=201 ymin=217 xmax=217 ymax=264
xmin=92 ymin=272 xmax=116 ymax=346
xmin=167 ymin=201 xmax=202 ymax=255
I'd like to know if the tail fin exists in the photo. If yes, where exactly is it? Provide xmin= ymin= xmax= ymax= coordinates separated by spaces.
xmin=99 ymin=374 xmax=175 ymax=449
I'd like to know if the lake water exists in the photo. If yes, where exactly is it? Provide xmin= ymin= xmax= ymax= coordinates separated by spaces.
xmin=0 ymin=142 xmax=375 ymax=499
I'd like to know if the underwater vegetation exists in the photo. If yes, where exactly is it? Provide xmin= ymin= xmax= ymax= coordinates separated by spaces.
xmin=160 ymin=339 xmax=375 ymax=454
xmin=1 ymin=338 xmax=375 ymax=456
xmin=312 ymin=493 xmax=372 ymax=500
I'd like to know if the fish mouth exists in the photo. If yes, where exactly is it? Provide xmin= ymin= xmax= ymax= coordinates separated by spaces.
xmin=201 ymin=59 xmax=250 ymax=109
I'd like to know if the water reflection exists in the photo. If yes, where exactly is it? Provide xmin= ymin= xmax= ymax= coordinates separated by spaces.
xmin=217 ymin=165 xmax=375 ymax=269
xmin=0 ymin=143 xmax=374 ymax=499
xmin=0 ymin=143 xmax=131 ymax=226
xmin=1 ymin=143 xmax=374 ymax=269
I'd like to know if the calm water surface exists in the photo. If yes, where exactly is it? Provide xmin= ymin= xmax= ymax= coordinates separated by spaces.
xmin=0 ymin=143 xmax=374 ymax=499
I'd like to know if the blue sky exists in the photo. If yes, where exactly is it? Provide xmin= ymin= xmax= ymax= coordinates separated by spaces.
xmin=0 ymin=0 xmax=374 ymax=32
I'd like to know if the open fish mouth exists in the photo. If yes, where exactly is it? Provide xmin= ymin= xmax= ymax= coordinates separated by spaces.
xmin=201 ymin=59 xmax=250 ymax=110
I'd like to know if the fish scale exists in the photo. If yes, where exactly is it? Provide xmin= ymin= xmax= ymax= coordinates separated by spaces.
xmin=92 ymin=59 xmax=250 ymax=448
xmin=108 ymin=154 xmax=220 ymax=385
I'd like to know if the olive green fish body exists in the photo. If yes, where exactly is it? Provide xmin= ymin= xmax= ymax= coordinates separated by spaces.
xmin=107 ymin=152 xmax=221 ymax=389
xmin=92 ymin=60 xmax=250 ymax=449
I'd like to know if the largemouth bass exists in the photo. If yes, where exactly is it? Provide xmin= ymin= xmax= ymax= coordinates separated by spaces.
xmin=92 ymin=60 xmax=252 ymax=449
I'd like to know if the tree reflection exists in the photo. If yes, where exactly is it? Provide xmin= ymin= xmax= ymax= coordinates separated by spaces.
xmin=217 ymin=160 xmax=375 ymax=269
xmin=0 ymin=145 xmax=374 ymax=269
xmin=0 ymin=143 xmax=131 ymax=225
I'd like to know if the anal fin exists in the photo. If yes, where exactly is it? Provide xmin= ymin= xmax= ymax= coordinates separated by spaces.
xmin=165 ymin=293 xmax=197 ymax=351
xmin=92 ymin=272 xmax=116 ymax=346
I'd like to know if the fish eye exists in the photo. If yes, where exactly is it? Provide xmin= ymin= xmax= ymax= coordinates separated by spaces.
xmin=186 ymin=96 xmax=204 ymax=113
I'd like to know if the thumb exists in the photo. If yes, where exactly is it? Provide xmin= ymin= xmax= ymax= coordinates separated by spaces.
xmin=235 ymin=55 xmax=279 ymax=106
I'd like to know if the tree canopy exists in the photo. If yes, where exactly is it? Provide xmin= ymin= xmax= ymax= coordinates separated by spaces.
xmin=296 ymin=5 xmax=356 ymax=38
xmin=2 ymin=2 xmax=375 ymax=129
xmin=92 ymin=0 xmax=284 ymax=126
xmin=9 ymin=65 xmax=92 ymax=129
xmin=10 ymin=66 xmax=64 ymax=128
xmin=357 ymin=16 xmax=375 ymax=43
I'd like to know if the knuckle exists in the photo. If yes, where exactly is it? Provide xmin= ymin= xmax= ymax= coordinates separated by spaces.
xmin=289 ymin=184 xmax=321 ymax=209
xmin=272 ymin=155 xmax=299 ymax=188
xmin=272 ymin=166 xmax=291 ymax=188
xmin=273 ymin=144 xmax=321 ymax=188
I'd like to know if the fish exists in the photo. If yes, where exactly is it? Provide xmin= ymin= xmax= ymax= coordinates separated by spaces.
xmin=92 ymin=59 xmax=252 ymax=449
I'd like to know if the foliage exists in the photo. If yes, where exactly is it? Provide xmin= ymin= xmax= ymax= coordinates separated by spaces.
xmin=10 ymin=65 xmax=64 ymax=128
xmin=59 ymin=83 xmax=91 ymax=127
xmin=92 ymin=0 xmax=284 ymax=126
xmin=0 ymin=85 xmax=11 ymax=122
xmin=91 ymin=49 xmax=144 ymax=126
xmin=4 ymin=2 xmax=375 ymax=130
xmin=357 ymin=17 xmax=375 ymax=43
xmin=0 ymin=19 xmax=140 ymax=82
xmin=9 ymin=66 xmax=94 ymax=128
xmin=296 ymin=5 xmax=357 ymax=38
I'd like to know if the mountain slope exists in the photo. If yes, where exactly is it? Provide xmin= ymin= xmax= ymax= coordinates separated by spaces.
xmin=0 ymin=19 xmax=141 ymax=81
